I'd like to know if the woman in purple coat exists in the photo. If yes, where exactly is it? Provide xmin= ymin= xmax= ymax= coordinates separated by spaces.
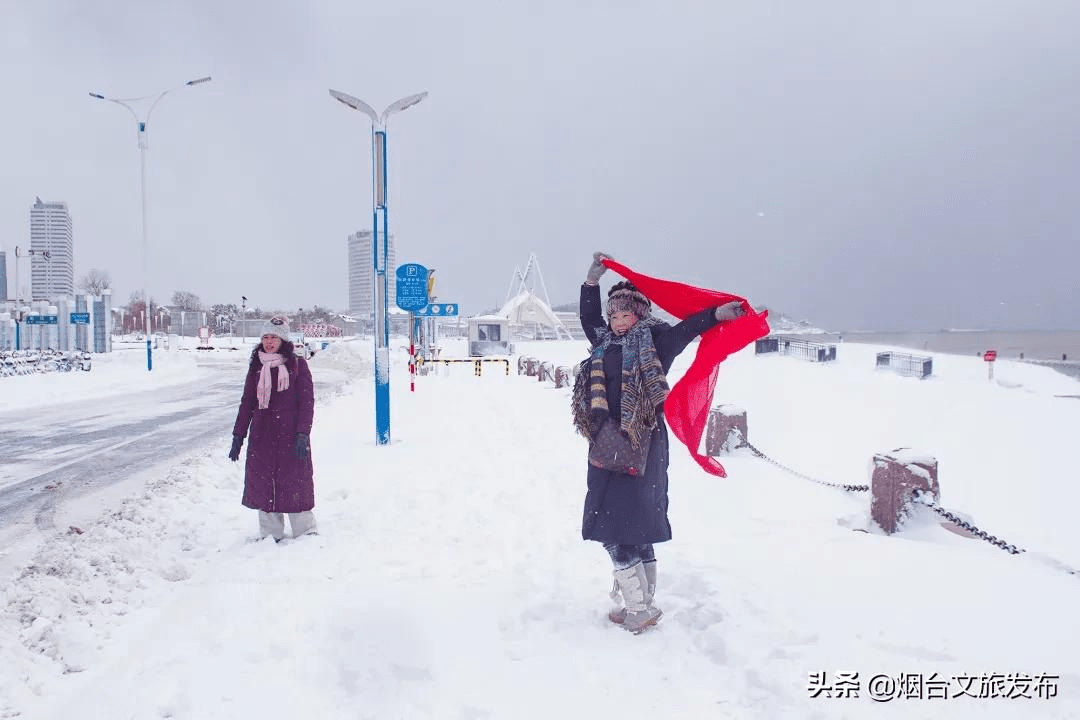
xmin=228 ymin=315 xmax=317 ymax=541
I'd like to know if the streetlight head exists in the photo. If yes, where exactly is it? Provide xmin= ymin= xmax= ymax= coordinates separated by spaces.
xmin=89 ymin=92 xmax=106 ymax=99
xmin=186 ymin=76 xmax=212 ymax=86
xmin=381 ymin=92 xmax=428 ymax=124
xmin=328 ymin=89 xmax=380 ymax=126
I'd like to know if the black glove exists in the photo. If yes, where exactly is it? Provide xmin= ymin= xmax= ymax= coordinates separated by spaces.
xmin=714 ymin=301 xmax=747 ymax=322
xmin=585 ymin=251 xmax=614 ymax=285
xmin=295 ymin=433 xmax=310 ymax=460
xmin=228 ymin=435 xmax=243 ymax=462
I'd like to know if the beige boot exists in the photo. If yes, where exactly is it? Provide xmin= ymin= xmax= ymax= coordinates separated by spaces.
xmin=612 ymin=562 xmax=662 ymax=633
xmin=608 ymin=560 xmax=657 ymax=624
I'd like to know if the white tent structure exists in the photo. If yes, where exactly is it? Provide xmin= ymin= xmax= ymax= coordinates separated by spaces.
xmin=498 ymin=291 xmax=574 ymax=340
xmin=499 ymin=253 xmax=574 ymax=341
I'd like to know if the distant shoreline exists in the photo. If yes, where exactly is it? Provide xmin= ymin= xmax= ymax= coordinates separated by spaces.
xmin=779 ymin=330 xmax=1080 ymax=377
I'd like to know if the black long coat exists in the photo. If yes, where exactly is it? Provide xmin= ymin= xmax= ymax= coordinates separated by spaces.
xmin=580 ymin=283 xmax=718 ymax=545
xmin=232 ymin=342 xmax=315 ymax=513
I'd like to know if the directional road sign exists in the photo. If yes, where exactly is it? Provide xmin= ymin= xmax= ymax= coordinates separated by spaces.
xmin=24 ymin=315 xmax=58 ymax=325
xmin=70 ymin=312 xmax=91 ymax=324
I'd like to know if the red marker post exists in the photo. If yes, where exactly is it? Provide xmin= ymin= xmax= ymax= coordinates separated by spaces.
xmin=984 ymin=349 xmax=997 ymax=381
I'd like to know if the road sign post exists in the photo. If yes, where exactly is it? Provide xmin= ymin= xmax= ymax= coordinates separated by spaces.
xmin=984 ymin=349 xmax=997 ymax=381
xmin=397 ymin=263 xmax=430 ymax=400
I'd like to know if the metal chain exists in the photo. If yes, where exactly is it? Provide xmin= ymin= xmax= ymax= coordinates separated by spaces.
xmin=728 ymin=431 xmax=1078 ymax=577
xmin=730 ymin=429 xmax=869 ymax=493
xmin=912 ymin=492 xmax=1024 ymax=555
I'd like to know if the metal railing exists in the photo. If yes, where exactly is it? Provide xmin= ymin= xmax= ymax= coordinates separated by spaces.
xmin=756 ymin=336 xmax=837 ymax=362
xmin=876 ymin=351 xmax=933 ymax=378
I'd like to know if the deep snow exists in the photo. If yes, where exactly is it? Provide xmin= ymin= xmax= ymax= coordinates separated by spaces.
xmin=2 ymin=336 xmax=1078 ymax=719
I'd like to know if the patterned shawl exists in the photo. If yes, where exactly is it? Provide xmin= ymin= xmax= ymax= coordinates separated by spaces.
xmin=572 ymin=317 xmax=668 ymax=450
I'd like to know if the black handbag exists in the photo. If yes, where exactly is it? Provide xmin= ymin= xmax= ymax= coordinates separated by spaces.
xmin=588 ymin=418 xmax=652 ymax=477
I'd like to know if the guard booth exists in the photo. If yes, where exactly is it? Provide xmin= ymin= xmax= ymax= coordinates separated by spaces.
xmin=468 ymin=315 xmax=513 ymax=357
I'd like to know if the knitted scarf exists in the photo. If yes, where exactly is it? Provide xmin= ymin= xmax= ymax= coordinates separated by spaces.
xmin=572 ymin=316 xmax=668 ymax=450
xmin=256 ymin=351 xmax=290 ymax=409
xmin=600 ymin=259 xmax=771 ymax=477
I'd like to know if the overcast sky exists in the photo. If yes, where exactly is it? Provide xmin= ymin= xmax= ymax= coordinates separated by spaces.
xmin=3 ymin=0 xmax=1078 ymax=331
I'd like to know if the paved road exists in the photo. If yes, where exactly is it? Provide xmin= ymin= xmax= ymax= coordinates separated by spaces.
xmin=0 ymin=355 xmax=349 ymax=534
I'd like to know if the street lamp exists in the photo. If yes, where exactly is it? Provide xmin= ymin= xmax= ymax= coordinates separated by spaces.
xmin=14 ymin=246 xmax=50 ymax=300
xmin=329 ymin=89 xmax=427 ymax=445
xmin=89 ymin=75 xmax=211 ymax=371
xmin=241 ymin=296 xmax=247 ymax=346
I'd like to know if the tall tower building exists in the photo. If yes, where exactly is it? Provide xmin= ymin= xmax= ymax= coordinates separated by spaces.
xmin=30 ymin=197 xmax=75 ymax=300
xmin=0 ymin=251 xmax=8 ymax=301
xmin=348 ymin=230 xmax=396 ymax=320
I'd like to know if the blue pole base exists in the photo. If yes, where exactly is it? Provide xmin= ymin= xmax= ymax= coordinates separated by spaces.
xmin=375 ymin=347 xmax=390 ymax=444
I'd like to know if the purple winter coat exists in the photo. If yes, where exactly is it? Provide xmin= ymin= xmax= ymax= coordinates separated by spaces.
xmin=232 ymin=342 xmax=315 ymax=513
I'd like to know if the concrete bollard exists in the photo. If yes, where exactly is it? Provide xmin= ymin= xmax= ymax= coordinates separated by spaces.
xmin=538 ymin=361 xmax=554 ymax=383
xmin=870 ymin=449 xmax=939 ymax=534
xmin=517 ymin=356 xmax=529 ymax=375
xmin=525 ymin=358 xmax=539 ymax=376
xmin=705 ymin=404 xmax=748 ymax=455
xmin=554 ymin=365 xmax=573 ymax=388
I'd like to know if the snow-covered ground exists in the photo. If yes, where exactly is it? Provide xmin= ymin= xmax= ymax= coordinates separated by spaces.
xmin=2 ymin=336 xmax=1078 ymax=719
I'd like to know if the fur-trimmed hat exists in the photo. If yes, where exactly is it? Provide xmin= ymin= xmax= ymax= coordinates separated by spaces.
xmin=606 ymin=282 xmax=652 ymax=320
xmin=259 ymin=315 xmax=291 ymax=339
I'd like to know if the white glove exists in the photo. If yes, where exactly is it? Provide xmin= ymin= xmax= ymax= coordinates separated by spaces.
xmin=585 ymin=251 xmax=614 ymax=284
xmin=714 ymin=301 xmax=746 ymax=322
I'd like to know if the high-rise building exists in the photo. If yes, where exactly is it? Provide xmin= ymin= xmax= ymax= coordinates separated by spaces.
xmin=348 ymin=230 xmax=396 ymax=319
xmin=0 ymin=251 xmax=7 ymax=301
xmin=30 ymin=197 xmax=75 ymax=300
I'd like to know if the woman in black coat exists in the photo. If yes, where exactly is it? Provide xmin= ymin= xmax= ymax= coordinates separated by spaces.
xmin=574 ymin=252 xmax=745 ymax=633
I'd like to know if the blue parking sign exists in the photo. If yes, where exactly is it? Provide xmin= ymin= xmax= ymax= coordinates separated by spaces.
xmin=395 ymin=263 xmax=429 ymax=311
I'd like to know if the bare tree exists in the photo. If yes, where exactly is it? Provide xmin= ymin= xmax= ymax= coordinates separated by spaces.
xmin=77 ymin=268 xmax=112 ymax=295
xmin=209 ymin=303 xmax=239 ymax=334
xmin=123 ymin=291 xmax=159 ymax=335
xmin=171 ymin=290 xmax=202 ymax=311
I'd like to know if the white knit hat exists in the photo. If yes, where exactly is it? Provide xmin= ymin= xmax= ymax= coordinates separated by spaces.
xmin=259 ymin=315 xmax=291 ymax=339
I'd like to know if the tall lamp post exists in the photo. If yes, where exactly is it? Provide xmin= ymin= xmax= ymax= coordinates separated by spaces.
xmin=90 ymin=75 xmax=211 ymax=371
xmin=241 ymin=296 xmax=248 ymax=346
xmin=329 ymin=89 xmax=427 ymax=445
xmin=13 ymin=246 xmax=50 ymax=350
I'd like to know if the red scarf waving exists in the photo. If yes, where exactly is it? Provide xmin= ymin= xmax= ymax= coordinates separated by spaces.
xmin=602 ymin=258 xmax=770 ymax=477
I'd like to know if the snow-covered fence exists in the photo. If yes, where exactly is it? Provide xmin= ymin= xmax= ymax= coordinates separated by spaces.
xmin=0 ymin=349 xmax=92 ymax=377
xmin=756 ymin=336 xmax=837 ymax=362
xmin=876 ymin=351 xmax=933 ymax=378
xmin=296 ymin=323 xmax=343 ymax=338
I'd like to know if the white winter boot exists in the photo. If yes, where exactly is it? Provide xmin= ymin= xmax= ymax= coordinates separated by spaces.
xmin=612 ymin=561 xmax=662 ymax=634
xmin=608 ymin=560 xmax=657 ymax=624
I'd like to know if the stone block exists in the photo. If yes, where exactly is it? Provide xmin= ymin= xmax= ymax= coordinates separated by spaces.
xmin=705 ymin=404 xmax=748 ymax=455
xmin=870 ymin=449 xmax=939 ymax=534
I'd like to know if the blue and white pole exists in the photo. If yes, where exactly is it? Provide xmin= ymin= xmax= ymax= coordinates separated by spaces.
xmin=329 ymin=90 xmax=427 ymax=445
xmin=373 ymin=127 xmax=391 ymax=444
xmin=89 ymin=76 xmax=211 ymax=371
